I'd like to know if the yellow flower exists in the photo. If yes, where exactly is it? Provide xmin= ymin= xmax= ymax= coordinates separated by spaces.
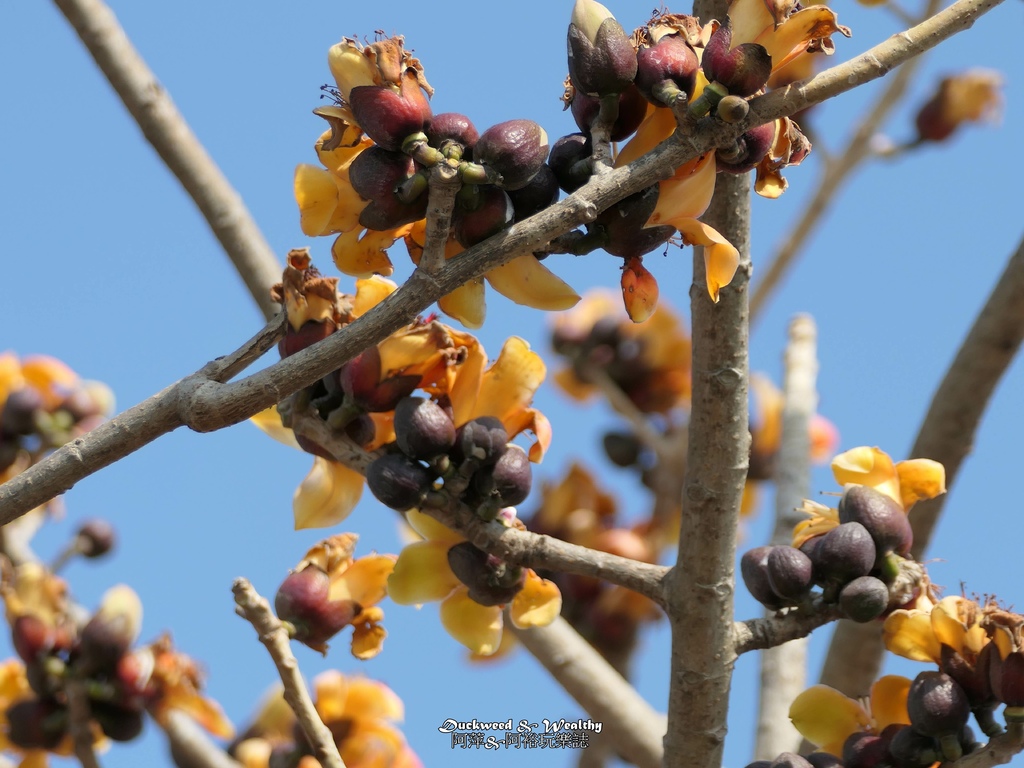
xmin=793 ymin=446 xmax=946 ymax=547
xmin=790 ymin=676 xmax=911 ymax=756
xmin=293 ymin=534 xmax=395 ymax=659
xmin=387 ymin=510 xmax=561 ymax=656
xmin=0 ymin=658 xmax=75 ymax=766
xmin=404 ymin=221 xmax=580 ymax=329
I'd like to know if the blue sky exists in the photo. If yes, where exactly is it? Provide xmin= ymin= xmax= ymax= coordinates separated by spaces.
xmin=1 ymin=1 xmax=1022 ymax=766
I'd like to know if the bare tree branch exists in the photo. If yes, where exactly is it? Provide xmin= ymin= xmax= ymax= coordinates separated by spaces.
xmin=53 ymin=0 xmax=282 ymax=320
xmin=511 ymin=617 xmax=665 ymax=768
xmin=818 ymin=231 xmax=1024 ymax=698
xmin=163 ymin=710 xmax=244 ymax=768
xmin=664 ymin=170 xmax=751 ymax=768
xmin=734 ymin=602 xmax=843 ymax=656
xmin=755 ymin=315 xmax=819 ymax=759
xmin=954 ymin=722 xmax=1024 ymax=768
xmin=232 ymin=578 xmax=346 ymax=768
xmin=0 ymin=0 xmax=1006 ymax=527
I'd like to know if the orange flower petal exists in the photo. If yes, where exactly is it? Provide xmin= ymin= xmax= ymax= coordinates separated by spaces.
xmin=331 ymin=229 xmax=396 ymax=278
xmin=883 ymin=610 xmax=942 ymax=663
xmin=294 ymin=164 xmax=340 ymax=237
xmin=870 ymin=675 xmax=912 ymax=731
xmin=250 ymin=406 xmax=301 ymax=450
xmin=648 ymin=153 xmax=717 ymax=225
xmin=895 ymin=459 xmax=946 ymax=510
xmin=313 ymin=670 xmax=350 ymax=723
xmin=789 ymin=685 xmax=871 ymax=756
xmin=472 ymin=338 xmax=545 ymax=426
xmin=831 ymin=447 xmax=902 ymax=505
xmin=330 ymin=554 xmax=396 ymax=606
xmin=387 ymin=541 xmax=461 ymax=604
xmin=616 ymin=104 xmax=674 ymax=167
xmin=932 ymin=596 xmax=968 ymax=653
xmin=439 ymin=588 xmax=503 ymax=656
xmin=404 ymin=509 xmax=464 ymax=545
xmin=343 ymin=678 xmax=404 ymax=721
xmin=755 ymin=8 xmax=849 ymax=72
xmin=509 ymin=571 xmax=562 ymax=628
xmin=293 ymin=458 xmax=364 ymax=530
xmin=671 ymin=218 xmax=739 ymax=302
xmin=485 ymin=256 xmax=580 ymax=312
xmin=351 ymin=607 xmax=388 ymax=660
xmin=353 ymin=276 xmax=398 ymax=317
xmin=438 ymin=279 xmax=487 ymax=329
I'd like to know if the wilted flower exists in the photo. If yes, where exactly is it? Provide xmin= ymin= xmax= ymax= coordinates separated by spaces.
xmin=915 ymin=70 xmax=1003 ymax=143
xmin=387 ymin=510 xmax=560 ymax=656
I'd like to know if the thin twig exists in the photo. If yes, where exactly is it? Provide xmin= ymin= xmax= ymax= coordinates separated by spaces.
xmin=733 ymin=601 xmax=843 ymax=655
xmin=53 ymin=0 xmax=282 ymax=320
xmin=418 ymin=163 xmax=460 ymax=274
xmin=580 ymin=365 xmax=672 ymax=457
xmin=0 ymin=0 xmax=1006 ymax=527
xmin=749 ymin=0 xmax=943 ymax=324
xmin=953 ymin=721 xmax=1024 ymax=768
xmin=232 ymin=578 xmax=345 ymax=768
xmin=817 ymin=233 xmax=1024 ymax=698
xmin=511 ymin=616 xmax=665 ymax=768
xmin=65 ymin=677 xmax=102 ymax=768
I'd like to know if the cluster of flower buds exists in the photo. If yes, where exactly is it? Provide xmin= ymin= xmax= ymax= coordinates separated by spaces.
xmin=0 ymin=354 xmax=113 ymax=479
xmin=2 ymin=560 xmax=232 ymax=753
xmin=365 ymin=396 xmax=531 ymax=521
xmin=324 ymin=36 xmax=555 ymax=245
xmin=742 ymin=485 xmax=919 ymax=622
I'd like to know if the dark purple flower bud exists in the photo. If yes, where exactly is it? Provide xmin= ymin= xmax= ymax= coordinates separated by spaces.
xmin=394 ymin=396 xmax=456 ymax=461
xmin=741 ymin=546 xmax=785 ymax=611
xmin=842 ymin=731 xmax=887 ymax=768
xmin=907 ymin=671 xmax=970 ymax=745
xmin=75 ymin=518 xmax=117 ymax=558
xmin=1 ymin=388 xmax=42 ymax=437
xmin=602 ymin=431 xmax=642 ymax=467
xmin=453 ymin=417 xmax=509 ymax=467
xmin=507 ymin=165 xmax=560 ymax=221
xmin=348 ymin=70 xmax=432 ymax=151
xmin=570 ymin=84 xmax=648 ymax=141
xmin=91 ymin=700 xmax=145 ymax=742
xmin=635 ymin=34 xmax=699 ymax=105
xmin=348 ymin=147 xmax=428 ymax=230
xmin=427 ymin=112 xmax=479 ymax=159
xmin=567 ymin=0 xmax=638 ymax=96
xmin=6 ymin=698 xmax=67 ymax=750
xmin=838 ymin=575 xmax=890 ymax=623
xmin=366 ymin=453 xmax=435 ymax=511
xmin=838 ymin=485 xmax=913 ymax=558
xmin=811 ymin=522 xmax=877 ymax=587
xmin=989 ymin=644 xmax=1024 ymax=708
xmin=474 ymin=120 xmax=550 ymax=191
xmin=338 ymin=348 xmax=419 ymax=412
xmin=279 ymin=320 xmax=337 ymax=358
xmin=454 ymin=185 xmax=514 ymax=248
xmin=489 ymin=444 xmax=532 ymax=506
xmin=594 ymin=184 xmax=676 ymax=258
xmin=447 ymin=542 xmax=525 ymax=606
xmin=717 ymin=123 xmax=775 ymax=174
xmin=12 ymin=615 xmax=54 ymax=664
xmin=548 ymin=133 xmax=593 ymax=193
xmin=887 ymin=725 xmax=939 ymax=768
xmin=766 ymin=546 xmax=814 ymax=603
xmin=701 ymin=23 xmax=772 ymax=97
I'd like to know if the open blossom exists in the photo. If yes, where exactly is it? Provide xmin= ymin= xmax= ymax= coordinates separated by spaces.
xmin=790 ymin=676 xmax=912 ymax=756
xmin=387 ymin=510 xmax=560 ymax=656
xmin=793 ymin=446 xmax=946 ymax=547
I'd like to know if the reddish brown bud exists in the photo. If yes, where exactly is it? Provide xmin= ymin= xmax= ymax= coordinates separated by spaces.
xmin=279 ymin=320 xmax=337 ymax=358
xmin=701 ymin=24 xmax=772 ymax=97
xmin=427 ymin=112 xmax=479 ymax=159
xmin=907 ymin=671 xmax=970 ymax=740
xmin=838 ymin=485 xmax=913 ymax=558
xmin=766 ymin=546 xmax=814 ymax=603
xmin=474 ymin=120 xmax=549 ymax=191
xmin=348 ymin=71 xmax=431 ymax=151
xmin=366 ymin=453 xmax=435 ymax=511
xmin=394 ymin=396 xmax=456 ymax=460
xmin=12 ymin=615 xmax=54 ymax=663
xmin=446 ymin=542 xmax=525 ymax=606
xmin=635 ymin=35 xmax=699 ymax=105
xmin=91 ymin=700 xmax=145 ymax=742
xmin=452 ymin=417 xmax=509 ymax=467
xmin=454 ymin=185 xmax=514 ymax=248
xmin=75 ymin=518 xmax=117 ymax=559
xmin=548 ymin=133 xmax=593 ymax=193
xmin=275 ymin=565 xmax=360 ymax=649
xmin=717 ymin=123 xmax=775 ymax=174
xmin=507 ymin=165 xmax=560 ymax=221
xmin=741 ymin=546 xmax=786 ymax=611
xmin=570 ymin=84 xmax=648 ymax=141
xmin=567 ymin=0 xmax=638 ymax=96
xmin=6 ymin=698 xmax=67 ymax=750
